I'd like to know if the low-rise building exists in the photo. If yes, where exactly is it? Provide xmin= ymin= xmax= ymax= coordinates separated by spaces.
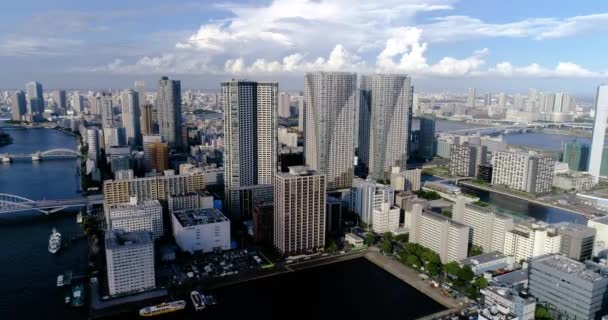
xmin=171 ymin=208 xmax=231 ymax=253
xmin=588 ymin=216 xmax=608 ymax=257
xmin=345 ymin=233 xmax=364 ymax=247
xmin=479 ymin=287 xmax=536 ymax=320
xmin=458 ymin=252 xmax=516 ymax=275
xmin=553 ymin=172 xmax=597 ymax=191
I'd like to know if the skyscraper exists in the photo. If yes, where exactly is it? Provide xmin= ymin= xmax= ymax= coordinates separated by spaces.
xmin=589 ymin=85 xmax=608 ymax=182
xmin=11 ymin=91 xmax=26 ymax=121
xmin=278 ymin=92 xmax=291 ymax=118
xmin=72 ymin=93 xmax=84 ymax=114
xmin=25 ymin=81 xmax=43 ymax=115
xmin=274 ymin=166 xmax=326 ymax=255
xmin=87 ymin=128 xmax=101 ymax=163
xmin=135 ymin=80 xmax=146 ymax=107
xmin=297 ymin=96 xmax=304 ymax=131
xmin=358 ymin=74 xmax=412 ymax=180
xmin=51 ymin=90 xmax=67 ymax=114
xmin=304 ymin=72 xmax=357 ymax=190
xmin=143 ymin=135 xmax=169 ymax=172
xmin=418 ymin=115 xmax=436 ymax=160
xmin=563 ymin=141 xmax=590 ymax=172
xmin=140 ymin=104 xmax=154 ymax=135
xmin=121 ymin=89 xmax=141 ymax=146
xmin=100 ymin=92 xmax=114 ymax=128
xmin=155 ymin=76 xmax=182 ymax=147
xmin=467 ymin=88 xmax=475 ymax=108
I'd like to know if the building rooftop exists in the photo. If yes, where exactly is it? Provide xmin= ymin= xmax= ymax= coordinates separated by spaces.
xmin=107 ymin=199 xmax=161 ymax=211
xmin=105 ymin=230 xmax=152 ymax=249
xmin=590 ymin=215 xmax=608 ymax=225
xmin=493 ymin=270 xmax=528 ymax=286
xmin=533 ymin=254 xmax=607 ymax=282
xmin=173 ymin=208 xmax=229 ymax=227
xmin=284 ymin=166 xmax=318 ymax=176
xmin=422 ymin=209 xmax=468 ymax=229
xmin=460 ymin=251 xmax=509 ymax=265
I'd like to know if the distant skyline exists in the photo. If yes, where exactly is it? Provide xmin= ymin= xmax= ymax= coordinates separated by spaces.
xmin=1 ymin=0 xmax=608 ymax=95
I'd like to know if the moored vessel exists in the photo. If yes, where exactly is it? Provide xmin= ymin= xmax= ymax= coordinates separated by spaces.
xmin=139 ymin=300 xmax=186 ymax=317
xmin=48 ymin=228 xmax=62 ymax=254
xmin=190 ymin=291 xmax=205 ymax=311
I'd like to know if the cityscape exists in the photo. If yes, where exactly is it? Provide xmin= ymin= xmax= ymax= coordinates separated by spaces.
xmin=1 ymin=1 xmax=608 ymax=320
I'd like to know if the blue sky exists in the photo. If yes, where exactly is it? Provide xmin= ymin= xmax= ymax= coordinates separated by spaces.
xmin=1 ymin=0 xmax=607 ymax=96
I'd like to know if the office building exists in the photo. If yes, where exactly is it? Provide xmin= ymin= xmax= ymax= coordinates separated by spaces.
xmin=11 ymin=90 xmax=26 ymax=121
xmin=304 ymin=72 xmax=356 ymax=190
xmin=274 ymin=166 xmax=326 ymax=256
xmin=107 ymin=198 xmax=164 ymax=239
xmin=140 ymin=104 xmax=154 ymax=135
xmin=554 ymin=222 xmax=596 ymax=261
xmin=588 ymin=216 xmax=608 ymax=257
xmin=72 ymin=93 xmax=83 ymax=114
xmin=452 ymin=197 xmax=514 ymax=253
xmin=103 ymin=126 xmax=126 ymax=149
xmin=222 ymin=80 xmax=278 ymax=218
xmin=351 ymin=178 xmax=394 ymax=225
xmin=51 ymin=90 xmax=67 ymax=113
xmin=590 ymin=85 xmax=608 ymax=182
xmin=449 ymin=143 xmax=486 ymax=177
xmin=25 ymin=81 xmax=43 ymax=115
xmin=172 ymin=208 xmax=231 ymax=253
xmin=253 ymin=203 xmax=273 ymax=244
xmin=358 ymin=74 xmax=412 ymax=180
xmin=563 ymin=141 xmax=590 ymax=172
xmin=371 ymin=202 xmax=400 ymax=234
xmin=405 ymin=203 xmax=470 ymax=263
xmin=503 ymin=223 xmax=561 ymax=261
xmin=100 ymin=92 xmax=114 ymax=128
xmin=391 ymin=168 xmax=422 ymax=191
xmin=467 ymin=88 xmax=475 ymax=108
xmin=418 ymin=115 xmax=436 ymax=160
xmin=143 ymin=135 xmax=169 ymax=172
xmin=225 ymin=184 xmax=274 ymax=221
xmin=105 ymin=230 xmax=155 ymax=296
xmin=492 ymin=151 xmax=555 ymax=194
xmin=278 ymin=92 xmax=291 ymax=118
xmin=529 ymin=254 xmax=608 ymax=320
xmin=135 ymin=80 xmax=146 ymax=109
xmin=103 ymin=170 xmax=204 ymax=206
xmin=479 ymin=287 xmax=536 ymax=320
xmin=86 ymin=128 xmax=101 ymax=163
xmin=168 ymin=191 xmax=214 ymax=213
xmin=121 ymin=89 xmax=141 ymax=146
xmin=156 ymin=76 xmax=182 ymax=146
xmin=326 ymin=195 xmax=342 ymax=235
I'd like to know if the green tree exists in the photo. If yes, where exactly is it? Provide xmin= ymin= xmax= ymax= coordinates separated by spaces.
xmin=406 ymin=255 xmax=421 ymax=268
xmin=469 ymin=245 xmax=483 ymax=257
xmin=380 ymin=234 xmax=394 ymax=254
xmin=394 ymin=233 xmax=409 ymax=244
xmin=473 ymin=276 xmax=489 ymax=289
xmin=535 ymin=306 xmax=552 ymax=320
xmin=365 ymin=233 xmax=375 ymax=246
xmin=458 ymin=265 xmax=475 ymax=282
xmin=466 ymin=286 xmax=480 ymax=299
xmin=326 ymin=239 xmax=338 ymax=253
xmin=441 ymin=209 xmax=452 ymax=218
xmin=443 ymin=261 xmax=461 ymax=277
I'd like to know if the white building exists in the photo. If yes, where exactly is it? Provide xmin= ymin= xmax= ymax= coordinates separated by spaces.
xmin=105 ymin=230 xmax=155 ymax=296
xmin=553 ymin=173 xmax=596 ymax=191
xmin=171 ymin=208 xmax=231 ymax=253
xmin=492 ymin=151 xmax=554 ymax=194
xmin=86 ymin=128 xmax=100 ymax=163
xmin=588 ymin=216 xmax=608 ymax=257
xmin=405 ymin=203 xmax=470 ymax=263
xmin=371 ymin=202 xmax=400 ymax=234
xmin=107 ymin=198 xmax=164 ymax=240
xmin=390 ymin=168 xmax=422 ymax=191
xmin=503 ymin=223 xmax=562 ymax=261
xmin=589 ymin=85 xmax=608 ymax=182
xmin=278 ymin=127 xmax=298 ymax=147
xmin=278 ymin=92 xmax=291 ymax=118
xmin=351 ymin=178 xmax=394 ymax=225
xmin=168 ymin=191 xmax=214 ymax=213
xmin=479 ymin=287 xmax=536 ymax=320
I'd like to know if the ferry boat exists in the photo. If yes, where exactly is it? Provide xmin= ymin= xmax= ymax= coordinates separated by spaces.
xmin=139 ymin=300 xmax=186 ymax=317
xmin=48 ymin=228 xmax=62 ymax=254
xmin=57 ymin=275 xmax=64 ymax=287
xmin=190 ymin=291 xmax=205 ymax=311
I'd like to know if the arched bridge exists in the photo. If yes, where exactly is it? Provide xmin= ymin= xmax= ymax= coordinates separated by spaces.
xmin=1 ymin=148 xmax=81 ymax=162
xmin=0 ymin=193 xmax=103 ymax=215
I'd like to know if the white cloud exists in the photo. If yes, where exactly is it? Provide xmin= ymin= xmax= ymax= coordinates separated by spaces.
xmin=0 ymin=38 xmax=83 ymax=56
xmin=487 ymin=61 xmax=603 ymax=78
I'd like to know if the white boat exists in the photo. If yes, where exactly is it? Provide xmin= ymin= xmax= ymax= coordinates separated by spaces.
xmin=48 ymin=228 xmax=62 ymax=254
xmin=57 ymin=275 xmax=64 ymax=287
xmin=190 ymin=291 xmax=205 ymax=311
xmin=139 ymin=300 xmax=186 ymax=317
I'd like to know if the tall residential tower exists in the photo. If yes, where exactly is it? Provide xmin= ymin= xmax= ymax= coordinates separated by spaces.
xmin=589 ymin=85 xmax=608 ymax=182
xmin=156 ymin=77 xmax=182 ymax=147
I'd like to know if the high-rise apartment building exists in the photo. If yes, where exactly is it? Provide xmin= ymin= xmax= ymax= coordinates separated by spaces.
xmin=278 ymin=92 xmax=291 ymax=118
xmin=418 ymin=115 xmax=436 ymax=160
xmin=107 ymin=198 xmax=164 ymax=240
xmin=449 ymin=144 xmax=486 ymax=177
xmin=503 ymin=223 xmax=562 ymax=261
xmin=143 ymin=135 xmax=169 ymax=172
xmin=390 ymin=168 xmax=422 ymax=191
xmin=135 ymin=80 xmax=146 ymax=108
xmin=103 ymin=126 xmax=126 ymax=149
xmin=25 ymin=81 xmax=43 ymax=115
xmin=100 ymin=92 xmax=114 ymax=128
xmin=358 ymin=74 xmax=412 ymax=180
xmin=51 ymin=90 xmax=67 ymax=113
xmin=304 ymin=72 xmax=357 ymax=190
xmin=529 ymin=255 xmax=608 ymax=320
xmin=371 ymin=202 xmax=400 ymax=234
xmin=274 ymin=166 xmax=326 ymax=256
xmin=351 ymin=178 xmax=394 ymax=225
xmin=492 ymin=151 xmax=555 ymax=194
xmin=140 ymin=104 xmax=154 ymax=135
xmin=11 ymin=91 xmax=26 ymax=121
xmin=156 ymin=76 xmax=182 ymax=147
xmin=589 ymin=85 xmax=608 ymax=182
xmin=86 ymin=128 xmax=101 ymax=163
xmin=297 ymin=96 xmax=304 ymax=132
xmin=467 ymin=88 xmax=476 ymax=108
xmin=105 ymin=230 xmax=155 ymax=296
xmin=121 ymin=89 xmax=141 ymax=146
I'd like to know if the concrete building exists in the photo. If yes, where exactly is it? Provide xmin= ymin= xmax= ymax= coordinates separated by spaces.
xmin=105 ymin=230 xmax=155 ymax=296
xmin=492 ymin=151 xmax=555 ymax=194
xmin=278 ymin=127 xmax=298 ymax=147
xmin=225 ymin=184 xmax=274 ymax=221
xmin=304 ymin=72 xmax=356 ymax=190
xmin=371 ymin=202 xmax=400 ymax=234
xmin=467 ymin=88 xmax=476 ymax=109
xmin=253 ymin=203 xmax=273 ymax=245
xmin=351 ymin=178 xmax=394 ymax=225
xmin=553 ymin=172 xmax=597 ymax=191
xmin=121 ymin=89 xmax=141 ymax=146
xmin=297 ymin=96 xmax=304 ymax=132
xmin=143 ymin=135 xmax=169 ymax=172
xmin=529 ymin=254 xmax=608 ymax=320
xmin=100 ymin=92 xmax=114 ymax=128
xmin=25 ymin=81 xmax=43 ymax=115
xmin=11 ymin=90 xmax=27 ymax=121
xmin=503 ymin=223 xmax=562 ymax=261
xmin=103 ymin=126 xmax=126 ymax=149
xmin=278 ymin=92 xmax=291 ymax=118
xmin=405 ymin=203 xmax=470 ymax=263
xmin=452 ymin=197 xmax=514 ymax=253
xmin=107 ymin=198 xmax=164 ymax=240
xmin=458 ymin=252 xmax=516 ymax=275
xmin=479 ymin=287 xmax=536 ymax=320
xmin=140 ymin=104 xmax=154 ymax=136
xmin=418 ymin=115 xmax=436 ymax=160
xmin=156 ymin=76 xmax=182 ymax=146
xmin=51 ymin=90 xmax=67 ymax=113
xmin=391 ymin=168 xmax=422 ymax=191
xmin=589 ymin=85 xmax=608 ymax=182
xmin=86 ymin=128 xmax=101 ymax=163
xmin=274 ymin=166 xmax=326 ymax=256
xmin=449 ymin=143 xmax=486 ymax=177
xmin=222 ymin=80 xmax=278 ymax=218
xmin=563 ymin=141 xmax=590 ymax=172
xmin=171 ymin=208 xmax=231 ymax=253
xmin=358 ymin=74 xmax=412 ymax=180
xmin=477 ymin=164 xmax=493 ymax=183
xmin=588 ymin=216 xmax=608 ymax=257
xmin=168 ymin=191 xmax=214 ymax=213
xmin=554 ymin=222 xmax=596 ymax=261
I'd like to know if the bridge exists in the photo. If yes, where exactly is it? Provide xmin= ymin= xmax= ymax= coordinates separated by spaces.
xmin=440 ymin=121 xmax=586 ymax=135
xmin=0 ymin=193 xmax=103 ymax=215
xmin=1 ymin=148 xmax=81 ymax=162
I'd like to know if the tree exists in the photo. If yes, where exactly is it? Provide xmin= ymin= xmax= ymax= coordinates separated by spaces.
xmin=466 ymin=286 xmax=480 ymax=299
xmin=365 ymin=233 xmax=375 ymax=246
xmin=473 ymin=276 xmax=489 ymax=289
xmin=326 ymin=239 xmax=338 ymax=253
xmin=380 ymin=234 xmax=394 ymax=254
xmin=458 ymin=265 xmax=475 ymax=283
xmin=535 ymin=306 xmax=552 ymax=320
xmin=469 ymin=245 xmax=483 ymax=257
xmin=441 ymin=209 xmax=452 ymax=218
xmin=405 ymin=255 xmax=421 ymax=268
xmin=443 ymin=261 xmax=461 ymax=277
xmin=394 ymin=234 xmax=409 ymax=244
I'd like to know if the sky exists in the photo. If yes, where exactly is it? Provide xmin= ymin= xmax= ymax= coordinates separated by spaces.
xmin=1 ymin=0 xmax=608 ymax=96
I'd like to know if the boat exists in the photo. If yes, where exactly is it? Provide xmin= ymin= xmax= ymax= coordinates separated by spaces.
xmin=71 ymin=284 xmax=84 ymax=307
xmin=139 ymin=300 xmax=186 ymax=317
xmin=65 ymin=295 xmax=70 ymax=304
xmin=190 ymin=291 xmax=205 ymax=311
xmin=57 ymin=275 xmax=64 ymax=287
xmin=48 ymin=228 xmax=62 ymax=254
